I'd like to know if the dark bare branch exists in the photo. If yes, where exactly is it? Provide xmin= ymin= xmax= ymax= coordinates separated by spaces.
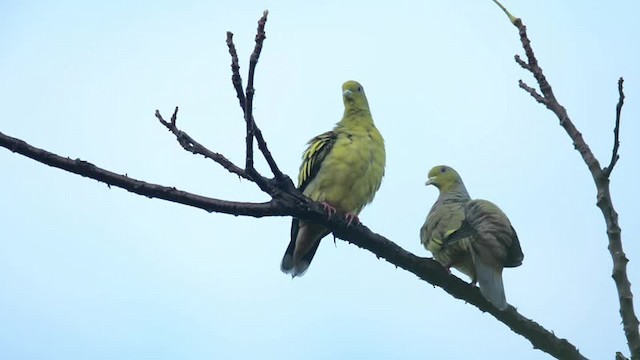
xmin=513 ymin=17 xmax=602 ymax=176
xmin=604 ymin=78 xmax=625 ymax=177
xmin=246 ymin=11 xmax=287 ymax=182
xmin=494 ymin=1 xmax=639 ymax=357
xmin=242 ymin=10 xmax=268 ymax=174
xmin=155 ymin=108 xmax=251 ymax=181
xmin=225 ymin=12 xmax=286 ymax=183
xmin=226 ymin=32 xmax=245 ymax=108
xmin=0 ymin=130 xmax=283 ymax=217
xmin=324 ymin=221 xmax=588 ymax=360
xmin=518 ymin=80 xmax=545 ymax=104
xmin=0 ymin=124 xmax=587 ymax=359
xmin=514 ymin=54 xmax=531 ymax=71
xmin=243 ymin=10 xmax=269 ymax=172
xmin=169 ymin=105 xmax=178 ymax=126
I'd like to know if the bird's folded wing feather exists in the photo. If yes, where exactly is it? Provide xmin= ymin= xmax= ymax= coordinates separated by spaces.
xmin=424 ymin=203 xmax=466 ymax=248
xmin=298 ymin=131 xmax=338 ymax=191
xmin=464 ymin=199 xmax=519 ymax=265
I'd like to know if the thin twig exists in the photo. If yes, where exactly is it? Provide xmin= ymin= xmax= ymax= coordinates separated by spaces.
xmin=604 ymin=77 xmax=625 ymax=177
xmin=515 ymin=16 xmax=602 ymax=176
xmin=518 ymin=80 xmax=546 ymax=104
xmin=155 ymin=108 xmax=251 ymax=180
xmin=226 ymin=32 xmax=246 ymax=107
xmin=225 ymin=30 xmax=259 ymax=174
xmin=247 ymin=11 xmax=286 ymax=182
xmin=514 ymin=54 xmax=531 ymax=71
xmin=494 ymin=1 xmax=639 ymax=357
xmin=225 ymin=12 xmax=287 ymax=183
xmin=245 ymin=10 xmax=267 ymax=165
xmin=243 ymin=12 xmax=266 ymax=173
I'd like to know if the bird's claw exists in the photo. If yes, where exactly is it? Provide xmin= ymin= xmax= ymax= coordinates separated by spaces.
xmin=345 ymin=212 xmax=360 ymax=226
xmin=321 ymin=202 xmax=337 ymax=220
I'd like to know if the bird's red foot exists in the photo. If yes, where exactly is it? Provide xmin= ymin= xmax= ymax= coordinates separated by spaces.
xmin=470 ymin=278 xmax=478 ymax=287
xmin=320 ymin=202 xmax=337 ymax=219
xmin=345 ymin=212 xmax=360 ymax=226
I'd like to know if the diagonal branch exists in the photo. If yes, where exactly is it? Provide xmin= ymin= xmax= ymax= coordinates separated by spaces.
xmin=514 ymin=18 xmax=602 ymax=177
xmin=292 ymin=200 xmax=589 ymax=360
xmin=518 ymin=79 xmax=545 ymax=104
xmin=604 ymin=77 xmax=625 ymax=177
xmin=0 ymin=127 xmax=587 ymax=360
xmin=494 ymin=1 xmax=638 ymax=358
xmin=514 ymin=54 xmax=531 ymax=71
xmin=155 ymin=106 xmax=251 ymax=181
xmin=0 ymin=130 xmax=283 ymax=217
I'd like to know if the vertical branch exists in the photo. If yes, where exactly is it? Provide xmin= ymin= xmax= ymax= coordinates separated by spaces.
xmin=243 ymin=11 xmax=268 ymax=173
xmin=493 ymin=1 xmax=639 ymax=357
xmin=225 ymin=11 xmax=287 ymax=185
xmin=604 ymin=78 xmax=625 ymax=177
xmin=598 ymin=80 xmax=638 ymax=359
xmin=246 ymin=10 xmax=288 ymax=182
xmin=226 ymin=32 xmax=246 ymax=109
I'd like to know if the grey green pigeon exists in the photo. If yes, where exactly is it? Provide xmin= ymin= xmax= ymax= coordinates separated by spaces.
xmin=420 ymin=165 xmax=524 ymax=310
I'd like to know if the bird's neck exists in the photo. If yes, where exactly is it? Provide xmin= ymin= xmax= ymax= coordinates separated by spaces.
xmin=343 ymin=105 xmax=371 ymax=116
xmin=340 ymin=107 xmax=373 ymax=126
xmin=439 ymin=183 xmax=471 ymax=202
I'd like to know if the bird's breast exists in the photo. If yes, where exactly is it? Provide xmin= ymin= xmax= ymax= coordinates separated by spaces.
xmin=304 ymin=130 xmax=385 ymax=214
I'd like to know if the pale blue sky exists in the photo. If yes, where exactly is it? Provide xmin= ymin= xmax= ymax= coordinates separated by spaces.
xmin=1 ymin=1 xmax=639 ymax=359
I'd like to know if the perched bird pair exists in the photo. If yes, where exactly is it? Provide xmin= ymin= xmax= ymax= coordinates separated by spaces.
xmin=280 ymin=80 xmax=523 ymax=311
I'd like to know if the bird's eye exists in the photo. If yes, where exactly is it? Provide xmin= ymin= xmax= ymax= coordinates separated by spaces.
xmin=357 ymin=86 xmax=362 ymax=92
xmin=440 ymin=167 xmax=447 ymax=173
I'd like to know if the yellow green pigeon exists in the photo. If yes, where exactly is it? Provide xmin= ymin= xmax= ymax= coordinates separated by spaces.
xmin=420 ymin=165 xmax=523 ymax=310
xmin=280 ymin=80 xmax=386 ymax=277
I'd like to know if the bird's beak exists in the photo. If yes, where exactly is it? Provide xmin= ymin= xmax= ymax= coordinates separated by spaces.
xmin=343 ymin=89 xmax=353 ymax=98
xmin=425 ymin=177 xmax=437 ymax=186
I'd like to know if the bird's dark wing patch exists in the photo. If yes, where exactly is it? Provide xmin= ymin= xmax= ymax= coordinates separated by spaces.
xmin=298 ymin=131 xmax=338 ymax=191
xmin=504 ymin=226 xmax=524 ymax=268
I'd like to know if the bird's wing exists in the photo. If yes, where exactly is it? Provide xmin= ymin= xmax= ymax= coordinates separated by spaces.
xmin=505 ymin=226 xmax=524 ymax=268
xmin=423 ymin=201 xmax=467 ymax=250
xmin=463 ymin=199 xmax=521 ymax=267
xmin=464 ymin=199 xmax=521 ymax=310
xmin=298 ymin=131 xmax=338 ymax=191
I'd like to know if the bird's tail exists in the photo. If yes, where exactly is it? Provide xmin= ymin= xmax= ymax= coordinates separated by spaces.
xmin=473 ymin=257 xmax=508 ymax=311
xmin=280 ymin=219 xmax=329 ymax=277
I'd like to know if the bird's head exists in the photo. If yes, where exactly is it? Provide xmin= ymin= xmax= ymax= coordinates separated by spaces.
xmin=425 ymin=165 xmax=463 ymax=192
xmin=342 ymin=80 xmax=369 ymax=110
